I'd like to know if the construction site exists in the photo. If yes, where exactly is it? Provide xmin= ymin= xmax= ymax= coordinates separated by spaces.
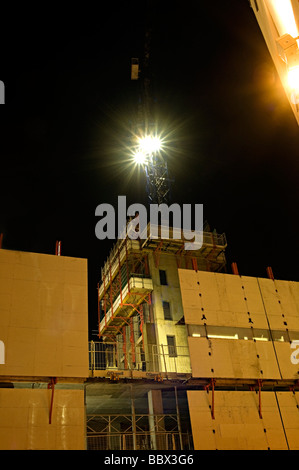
xmin=2 ymin=217 xmax=299 ymax=450
xmin=1 ymin=0 xmax=299 ymax=452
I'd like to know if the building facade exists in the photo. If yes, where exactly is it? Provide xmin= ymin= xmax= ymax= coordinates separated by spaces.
xmin=1 ymin=231 xmax=299 ymax=449
xmin=87 ymin=225 xmax=299 ymax=450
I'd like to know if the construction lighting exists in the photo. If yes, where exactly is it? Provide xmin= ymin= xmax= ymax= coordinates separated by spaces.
xmin=266 ymin=0 xmax=299 ymax=44
xmin=288 ymin=65 xmax=299 ymax=90
xmin=132 ymin=134 xmax=163 ymax=166
xmin=208 ymin=334 xmax=239 ymax=340
xmin=138 ymin=135 xmax=162 ymax=155
xmin=133 ymin=151 xmax=147 ymax=165
xmin=192 ymin=333 xmax=239 ymax=340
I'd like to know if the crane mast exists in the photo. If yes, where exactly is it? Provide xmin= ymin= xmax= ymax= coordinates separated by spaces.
xmin=130 ymin=3 xmax=172 ymax=206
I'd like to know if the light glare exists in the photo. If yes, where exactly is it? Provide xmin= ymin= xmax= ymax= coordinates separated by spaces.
xmin=288 ymin=65 xmax=299 ymax=90
xmin=266 ymin=0 xmax=299 ymax=42
xmin=133 ymin=151 xmax=147 ymax=165
xmin=138 ymin=135 xmax=162 ymax=154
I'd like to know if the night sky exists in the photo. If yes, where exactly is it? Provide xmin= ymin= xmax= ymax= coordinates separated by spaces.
xmin=1 ymin=0 xmax=299 ymax=337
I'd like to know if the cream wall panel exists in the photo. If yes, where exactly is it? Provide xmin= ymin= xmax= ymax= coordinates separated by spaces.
xmin=188 ymin=337 xmax=233 ymax=378
xmin=188 ymin=337 xmax=281 ymax=379
xmin=258 ymin=279 xmax=299 ymax=331
xmin=187 ymin=390 xmax=288 ymax=450
xmin=274 ymin=281 xmax=299 ymax=321
xmin=276 ymin=392 xmax=299 ymax=450
xmin=179 ymin=270 xmax=269 ymax=329
xmin=0 ymin=389 xmax=85 ymax=450
xmin=273 ymin=342 xmax=299 ymax=381
xmin=0 ymin=250 xmax=89 ymax=378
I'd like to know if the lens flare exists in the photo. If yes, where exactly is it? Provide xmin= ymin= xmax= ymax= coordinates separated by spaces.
xmin=138 ymin=135 xmax=162 ymax=154
xmin=288 ymin=65 xmax=299 ymax=90
xmin=133 ymin=151 xmax=147 ymax=165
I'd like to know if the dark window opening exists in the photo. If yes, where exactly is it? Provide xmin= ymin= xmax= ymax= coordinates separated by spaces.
xmin=167 ymin=335 xmax=177 ymax=357
xmin=159 ymin=269 xmax=168 ymax=285
xmin=163 ymin=301 xmax=172 ymax=320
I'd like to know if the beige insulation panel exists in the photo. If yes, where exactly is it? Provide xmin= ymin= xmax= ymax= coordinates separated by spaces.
xmin=0 ymin=249 xmax=89 ymax=378
xmin=276 ymin=392 xmax=299 ymax=450
xmin=274 ymin=341 xmax=299 ymax=381
xmin=0 ymin=388 xmax=85 ymax=450
xmin=178 ymin=270 xmax=269 ymax=329
xmin=258 ymin=278 xmax=299 ymax=331
xmin=187 ymin=390 xmax=288 ymax=450
xmin=188 ymin=337 xmax=281 ymax=380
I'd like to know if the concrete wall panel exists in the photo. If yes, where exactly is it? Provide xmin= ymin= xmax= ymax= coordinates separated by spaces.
xmin=187 ymin=390 xmax=288 ymax=450
xmin=276 ymin=392 xmax=299 ymax=450
xmin=0 ymin=250 xmax=89 ymax=378
xmin=188 ymin=337 xmax=281 ymax=379
xmin=178 ymin=270 xmax=269 ymax=329
xmin=258 ymin=278 xmax=299 ymax=331
xmin=0 ymin=388 xmax=85 ymax=450
xmin=273 ymin=341 xmax=299 ymax=381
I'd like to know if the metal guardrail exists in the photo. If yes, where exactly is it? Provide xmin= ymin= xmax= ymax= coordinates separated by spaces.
xmin=100 ymin=229 xmax=227 ymax=280
xmin=86 ymin=413 xmax=192 ymax=450
xmin=87 ymin=431 xmax=192 ymax=450
xmin=89 ymin=341 xmax=191 ymax=374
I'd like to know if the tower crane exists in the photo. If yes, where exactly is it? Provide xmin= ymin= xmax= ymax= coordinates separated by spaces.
xmin=130 ymin=3 xmax=172 ymax=206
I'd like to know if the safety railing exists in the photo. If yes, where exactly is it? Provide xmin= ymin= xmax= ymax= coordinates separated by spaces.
xmin=100 ymin=228 xmax=227 ymax=282
xmin=89 ymin=341 xmax=191 ymax=375
xmin=86 ymin=413 xmax=193 ymax=450
xmin=87 ymin=432 xmax=192 ymax=450
xmin=98 ymin=275 xmax=153 ymax=333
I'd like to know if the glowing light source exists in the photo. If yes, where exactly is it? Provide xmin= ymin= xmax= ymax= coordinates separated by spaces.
xmin=138 ymin=135 xmax=162 ymax=155
xmin=133 ymin=151 xmax=147 ymax=165
xmin=288 ymin=65 xmax=299 ymax=90
xmin=266 ymin=0 xmax=299 ymax=43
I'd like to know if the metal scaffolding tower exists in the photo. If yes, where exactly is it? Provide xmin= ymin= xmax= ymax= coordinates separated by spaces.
xmin=130 ymin=2 xmax=172 ymax=206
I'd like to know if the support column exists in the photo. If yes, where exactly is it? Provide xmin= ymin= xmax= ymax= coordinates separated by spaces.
xmin=174 ymin=386 xmax=183 ymax=450
xmin=148 ymin=389 xmax=165 ymax=450
xmin=131 ymin=385 xmax=137 ymax=450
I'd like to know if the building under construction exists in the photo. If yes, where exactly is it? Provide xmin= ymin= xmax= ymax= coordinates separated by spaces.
xmin=84 ymin=222 xmax=299 ymax=451
xmin=1 ymin=223 xmax=299 ymax=450
xmin=1 ymin=0 xmax=299 ymax=452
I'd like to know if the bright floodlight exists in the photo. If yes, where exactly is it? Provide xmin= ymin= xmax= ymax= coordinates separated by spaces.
xmin=138 ymin=135 xmax=162 ymax=155
xmin=133 ymin=151 xmax=147 ymax=165
xmin=288 ymin=65 xmax=299 ymax=90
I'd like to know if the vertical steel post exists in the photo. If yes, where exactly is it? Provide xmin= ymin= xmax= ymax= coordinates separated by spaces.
xmin=131 ymin=385 xmax=137 ymax=450
xmin=161 ymin=344 xmax=168 ymax=379
xmin=266 ymin=266 xmax=274 ymax=280
xmin=55 ymin=240 xmax=61 ymax=256
xmin=90 ymin=340 xmax=95 ymax=377
xmin=231 ymin=262 xmax=239 ymax=275
xmin=118 ymin=247 xmax=123 ymax=305
xmin=174 ymin=386 xmax=183 ymax=450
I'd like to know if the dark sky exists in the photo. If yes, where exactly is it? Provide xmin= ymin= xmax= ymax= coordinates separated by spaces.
xmin=1 ymin=0 xmax=299 ymax=337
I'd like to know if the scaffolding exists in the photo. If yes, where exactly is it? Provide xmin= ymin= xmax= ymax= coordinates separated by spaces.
xmin=89 ymin=341 xmax=191 ymax=376
xmin=86 ymin=413 xmax=192 ymax=450
xmin=97 ymin=224 xmax=227 ymax=372
xmin=140 ymin=225 xmax=227 ymax=272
